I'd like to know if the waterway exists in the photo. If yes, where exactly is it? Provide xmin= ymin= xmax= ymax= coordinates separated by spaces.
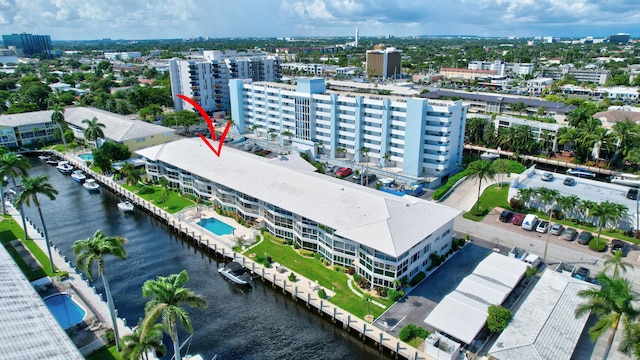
xmin=23 ymin=158 xmax=389 ymax=360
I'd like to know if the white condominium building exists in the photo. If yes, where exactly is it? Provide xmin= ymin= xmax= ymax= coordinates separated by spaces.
xmin=169 ymin=50 xmax=281 ymax=114
xmin=229 ymin=78 xmax=467 ymax=187
xmin=137 ymin=138 xmax=461 ymax=288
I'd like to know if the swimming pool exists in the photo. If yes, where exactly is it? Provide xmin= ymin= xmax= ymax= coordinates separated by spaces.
xmin=78 ymin=153 xmax=93 ymax=162
xmin=44 ymin=293 xmax=87 ymax=329
xmin=197 ymin=217 xmax=235 ymax=236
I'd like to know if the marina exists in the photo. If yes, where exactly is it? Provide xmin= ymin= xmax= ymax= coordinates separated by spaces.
xmin=23 ymin=152 xmax=410 ymax=360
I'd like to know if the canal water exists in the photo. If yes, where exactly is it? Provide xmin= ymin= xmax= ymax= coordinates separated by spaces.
xmin=24 ymin=158 xmax=389 ymax=360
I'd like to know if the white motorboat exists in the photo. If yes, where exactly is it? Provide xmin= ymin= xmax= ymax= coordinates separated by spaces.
xmin=566 ymin=167 xmax=596 ymax=178
xmin=218 ymin=261 xmax=251 ymax=285
xmin=480 ymin=152 xmax=499 ymax=161
xmin=83 ymin=179 xmax=100 ymax=191
xmin=56 ymin=161 xmax=73 ymax=174
xmin=609 ymin=173 xmax=640 ymax=188
xmin=38 ymin=154 xmax=50 ymax=161
xmin=117 ymin=200 xmax=134 ymax=212
xmin=70 ymin=170 xmax=86 ymax=183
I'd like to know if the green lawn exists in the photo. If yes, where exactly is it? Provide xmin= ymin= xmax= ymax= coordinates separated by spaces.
xmin=86 ymin=345 xmax=121 ymax=360
xmin=122 ymin=184 xmax=195 ymax=214
xmin=245 ymin=237 xmax=393 ymax=319
xmin=0 ymin=215 xmax=63 ymax=280
xmin=463 ymin=184 xmax=510 ymax=221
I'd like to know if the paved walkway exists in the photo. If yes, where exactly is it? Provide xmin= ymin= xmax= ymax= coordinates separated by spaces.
xmin=347 ymin=279 xmax=386 ymax=309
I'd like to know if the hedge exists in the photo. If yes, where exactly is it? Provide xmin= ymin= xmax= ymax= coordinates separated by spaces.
xmin=432 ymin=169 xmax=469 ymax=200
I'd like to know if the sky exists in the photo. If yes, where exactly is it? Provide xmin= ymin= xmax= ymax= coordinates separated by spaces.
xmin=0 ymin=0 xmax=638 ymax=41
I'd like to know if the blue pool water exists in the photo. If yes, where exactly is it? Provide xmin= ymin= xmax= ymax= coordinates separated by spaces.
xmin=197 ymin=217 xmax=235 ymax=235
xmin=44 ymin=293 xmax=86 ymax=329
xmin=78 ymin=153 xmax=93 ymax=161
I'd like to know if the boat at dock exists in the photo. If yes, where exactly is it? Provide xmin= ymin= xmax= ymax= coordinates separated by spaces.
xmin=70 ymin=170 xmax=86 ymax=183
xmin=480 ymin=152 xmax=499 ymax=161
xmin=566 ymin=167 xmax=596 ymax=178
xmin=218 ymin=261 xmax=252 ymax=285
xmin=83 ymin=179 xmax=100 ymax=192
xmin=117 ymin=200 xmax=134 ymax=212
xmin=609 ymin=173 xmax=640 ymax=188
xmin=56 ymin=161 xmax=74 ymax=174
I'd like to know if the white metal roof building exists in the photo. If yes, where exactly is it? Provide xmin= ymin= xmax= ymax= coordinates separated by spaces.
xmin=424 ymin=252 xmax=527 ymax=344
xmin=137 ymin=138 xmax=461 ymax=288
xmin=488 ymin=270 xmax=597 ymax=360
xmin=0 ymin=245 xmax=84 ymax=359
xmin=0 ymin=110 xmax=59 ymax=148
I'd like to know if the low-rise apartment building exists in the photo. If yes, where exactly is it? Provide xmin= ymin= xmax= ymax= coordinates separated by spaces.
xmin=137 ymin=138 xmax=461 ymax=288
xmin=0 ymin=111 xmax=59 ymax=148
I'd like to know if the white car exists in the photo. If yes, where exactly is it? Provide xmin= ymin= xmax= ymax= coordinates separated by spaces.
xmin=536 ymin=220 xmax=550 ymax=233
xmin=541 ymin=172 xmax=554 ymax=181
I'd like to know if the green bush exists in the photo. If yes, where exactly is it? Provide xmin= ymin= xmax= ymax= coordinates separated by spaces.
xmin=525 ymin=266 xmax=538 ymax=277
xmin=288 ymin=273 xmax=297 ymax=282
xmin=432 ymin=169 xmax=469 ymax=200
xmin=399 ymin=324 xmax=430 ymax=342
xmin=588 ymin=238 xmax=607 ymax=252
xmin=409 ymin=271 xmax=426 ymax=287
xmin=353 ymin=273 xmax=360 ymax=282
xmin=387 ymin=289 xmax=405 ymax=302
xmin=318 ymin=288 xmax=327 ymax=299
xmin=487 ymin=304 xmax=512 ymax=332
xmin=314 ymin=252 xmax=324 ymax=261
xmin=299 ymin=249 xmax=315 ymax=257
xmin=510 ymin=197 xmax=524 ymax=210
xmin=334 ymin=265 xmax=347 ymax=273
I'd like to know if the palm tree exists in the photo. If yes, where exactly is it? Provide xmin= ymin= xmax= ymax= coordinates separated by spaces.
xmin=538 ymin=188 xmax=559 ymax=262
xmin=516 ymin=187 xmax=537 ymax=210
xmin=73 ymin=230 xmax=127 ymax=350
xmin=250 ymin=124 xmax=259 ymax=139
xmin=578 ymin=199 xmax=597 ymax=225
xmin=591 ymin=201 xmax=627 ymax=245
xmin=558 ymin=194 xmax=580 ymax=221
xmin=465 ymin=117 xmax=487 ymax=144
xmin=575 ymin=273 xmax=639 ymax=360
xmin=620 ymin=319 xmax=640 ymax=359
xmin=603 ymin=250 xmax=634 ymax=279
xmin=362 ymin=292 xmax=373 ymax=317
xmin=120 ymin=322 xmax=166 ymax=360
xmin=82 ymin=117 xmax=106 ymax=144
xmin=121 ymin=163 xmax=141 ymax=190
xmin=467 ymin=160 xmax=496 ymax=213
xmin=491 ymin=159 xmax=510 ymax=189
xmin=15 ymin=175 xmax=58 ymax=273
xmin=0 ymin=152 xmax=31 ymax=222
xmin=141 ymin=270 xmax=207 ymax=360
xmin=0 ymin=147 xmax=14 ymax=214
xmin=50 ymin=103 xmax=68 ymax=152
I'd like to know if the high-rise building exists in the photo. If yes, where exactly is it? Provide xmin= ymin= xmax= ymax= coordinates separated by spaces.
xmin=169 ymin=50 xmax=281 ymax=114
xmin=229 ymin=78 xmax=467 ymax=186
xmin=355 ymin=26 xmax=359 ymax=48
xmin=1 ymin=33 xmax=52 ymax=56
xmin=366 ymin=45 xmax=402 ymax=79
xmin=609 ymin=33 xmax=631 ymax=44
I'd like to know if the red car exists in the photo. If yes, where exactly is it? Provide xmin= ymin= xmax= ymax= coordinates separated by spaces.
xmin=511 ymin=213 xmax=525 ymax=226
xmin=336 ymin=167 xmax=353 ymax=177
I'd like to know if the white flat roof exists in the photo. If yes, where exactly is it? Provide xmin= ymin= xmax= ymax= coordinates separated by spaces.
xmin=488 ymin=270 xmax=597 ymax=360
xmin=137 ymin=138 xmax=461 ymax=257
xmin=0 ymin=246 xmax=84 ymax=359
xmin=424 ymin=253 xmax=527 ymax=344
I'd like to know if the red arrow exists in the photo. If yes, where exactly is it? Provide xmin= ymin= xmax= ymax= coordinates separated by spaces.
xmin=177 ymin=94 xmax=232 ymax=157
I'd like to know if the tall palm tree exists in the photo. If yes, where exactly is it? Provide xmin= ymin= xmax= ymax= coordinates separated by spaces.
xmin=0 ymin=152 xmax=31 ymax=222
xmin=591 ymin=201 xmax=627 ymax=245
xmin=603 ymin=251 xmax=634 ymax=279
xmin=467 ymin=160 xmax=497 ymax=213
xmin=73 ymin=230 xmax=128 ymax=350
xmin=578 ymin=199 xmax=597 ymax=225
xmin=82 ymin=117 xmax=106 ymax=144
xmin=559 ymin=194 xmax=581 ymax=221
xmin=49 ymin=103 xmax=68 ymax=152
xmin=141 ymin=270 xmax=207 ymax=360
xmin=537 ymin=188 xmax=560 ymax=262
xmin=611 ymin=119 xmax=639 ymax=163
xmin=516 ymin=187 xmax=537 ymax=210
xmin=575 ymin=273 xmax=639 ymax=360
xmin=362 ymin=292 xmax=373 ymax=317
xmin=121 ymin=163 xmax=141 ymax=190
xmin=620 ymin=319 xmax=640 ymax=359
xmin=0 ymin=147 xmax=13 ymax=214
xmin=15 ymin=175 xmax=58 ymax=273
xmin=120 ymin=322 xmax=166 ymax=360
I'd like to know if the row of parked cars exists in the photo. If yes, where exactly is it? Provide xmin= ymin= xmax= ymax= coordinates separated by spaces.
xmin=500 ymin=209 xmax=628 ymax=253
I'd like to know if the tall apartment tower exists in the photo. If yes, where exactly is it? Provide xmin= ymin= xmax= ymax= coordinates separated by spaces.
xmin=365 ymin=45 xmax=402 ymax=79
xmin=355 ymin=27 xmax=359 ymax=47
xmin=169 ymin=50 xmax=281 ymax=114
xmin=1 ymin=33 xmax=52 ymax=56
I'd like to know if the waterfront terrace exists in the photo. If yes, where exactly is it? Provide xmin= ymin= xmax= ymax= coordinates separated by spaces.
xmin=137 ymin=138 xmax=461 ymax=288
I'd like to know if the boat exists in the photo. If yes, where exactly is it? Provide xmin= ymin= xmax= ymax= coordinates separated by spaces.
xmin=46 ymin=158 xmax=59 ymax=165
xmin=56 ymin=161 xmax=74 ymax=174
xmin=38 ymin=154 xmax=51 ymax=161
xmin=566 ymin=167 xmax=596 ymax=178
xmin=609 ymin=173 xmax=640 ymax=188
xmin=83 ymin=179 xmax=100 ymax=191
xmin=218 ymin=261 xmax=252 ymax=285
xmin=480 ymin=152 xmax=499 ymax=161
xmin=70 ymin=170 xmax=86 ymax=183
xmin=117 ymin=200 xmax=134 ymax=212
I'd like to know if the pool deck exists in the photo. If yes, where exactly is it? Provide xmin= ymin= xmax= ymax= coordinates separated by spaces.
xmin=177 ymin=205 xmax=256 ymax=248
xmin=4 ymin=202 xmax=134 ymax=356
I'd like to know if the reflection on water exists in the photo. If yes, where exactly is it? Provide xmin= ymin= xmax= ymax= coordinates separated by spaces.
xmin=24 ymin=158 xmax=388 ymax=360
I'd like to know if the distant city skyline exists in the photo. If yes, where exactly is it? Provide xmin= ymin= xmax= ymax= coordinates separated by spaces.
xmin=0 ymin=0 xmax=638 ymax=41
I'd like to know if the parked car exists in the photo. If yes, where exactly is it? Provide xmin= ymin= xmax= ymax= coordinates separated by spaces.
xmin=563 ymin=177 xmax=576 ymax=186
xmin=562 ymin=227 xmax=578 ymax=241
xmin=573 ymin=267 xmax=590 ymax=281
xmin=627 ymin=188 xmax=638 ymax=200
xmin=511 ymin=213 xmax=525 ymax=226
xmin=336 ymin=167 xmax=353 ymax=177
xmin=353 ymin=173 xmax=376 ymax=184
xmin=610 ymin=239 xmax=625 ymax=254
xmin=550 ymin=223 xmax=564 ymax=236
xmin=577 ymin=231 xmax=593 ymax=245
xmin=541 ymin=172 xmax=554 ymax=182
xmin=535 ymin=220 xmax=550 ymax=233
xmin=499 ymin=210 xmax=514 ymax=223
xmin=522 ymin=214 xmax=539 ymax=231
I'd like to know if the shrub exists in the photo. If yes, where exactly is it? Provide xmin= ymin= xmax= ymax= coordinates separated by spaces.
xmin=409 ymin=271 xmax=426 ymax=287
xmin=456 ymin=238 xmax=466 ymax=247
xmin=487 ymin=304 xmax=512 ymax=332
xmin=399 ymin=324 xmax=430 ymax=342
xmin=299 ymin=249 xmax=315 ymax=257
xmin=286 ymin=239 xmax=293 ymax=245
xmin=322 ymin=259 xmax=330 ymax=266
xmin=451 ymin=241 xmax=459 ymax=252
xmin=318 ymin=288 xmax=327 ymax=299
xmin=288 ymin=273 xmax=297 ymax=282
xmin=525 ymin=266 xmax=538 ymax=277
xmin=374 ymin=286 xmax=387 ymax=298
xmin=387 ymin=289 xmax=405 ymax=302
xmin=102 ymin=328 xmax=116 ymax=345
xmin=509 ymin=197 xmax=524 ymax=210
xmin=356 ymin=276 xmax=370 ymax=289
xmin=293 ymin=243 xmax=300 ymax=249
xmin=347 ymin=266 xmax=356 ymax=275
xmin=334 ymin=265 xmax=347 ymax=273
xmin=314 ymin=252 xmax=323 ymax=261
xmin=588 ymin=238 xmax=607 ymax=252
xmin=432 ymin=169 xmax=469 ymax=200
xmin=353 ymin=273 xmax=360 ymax=282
